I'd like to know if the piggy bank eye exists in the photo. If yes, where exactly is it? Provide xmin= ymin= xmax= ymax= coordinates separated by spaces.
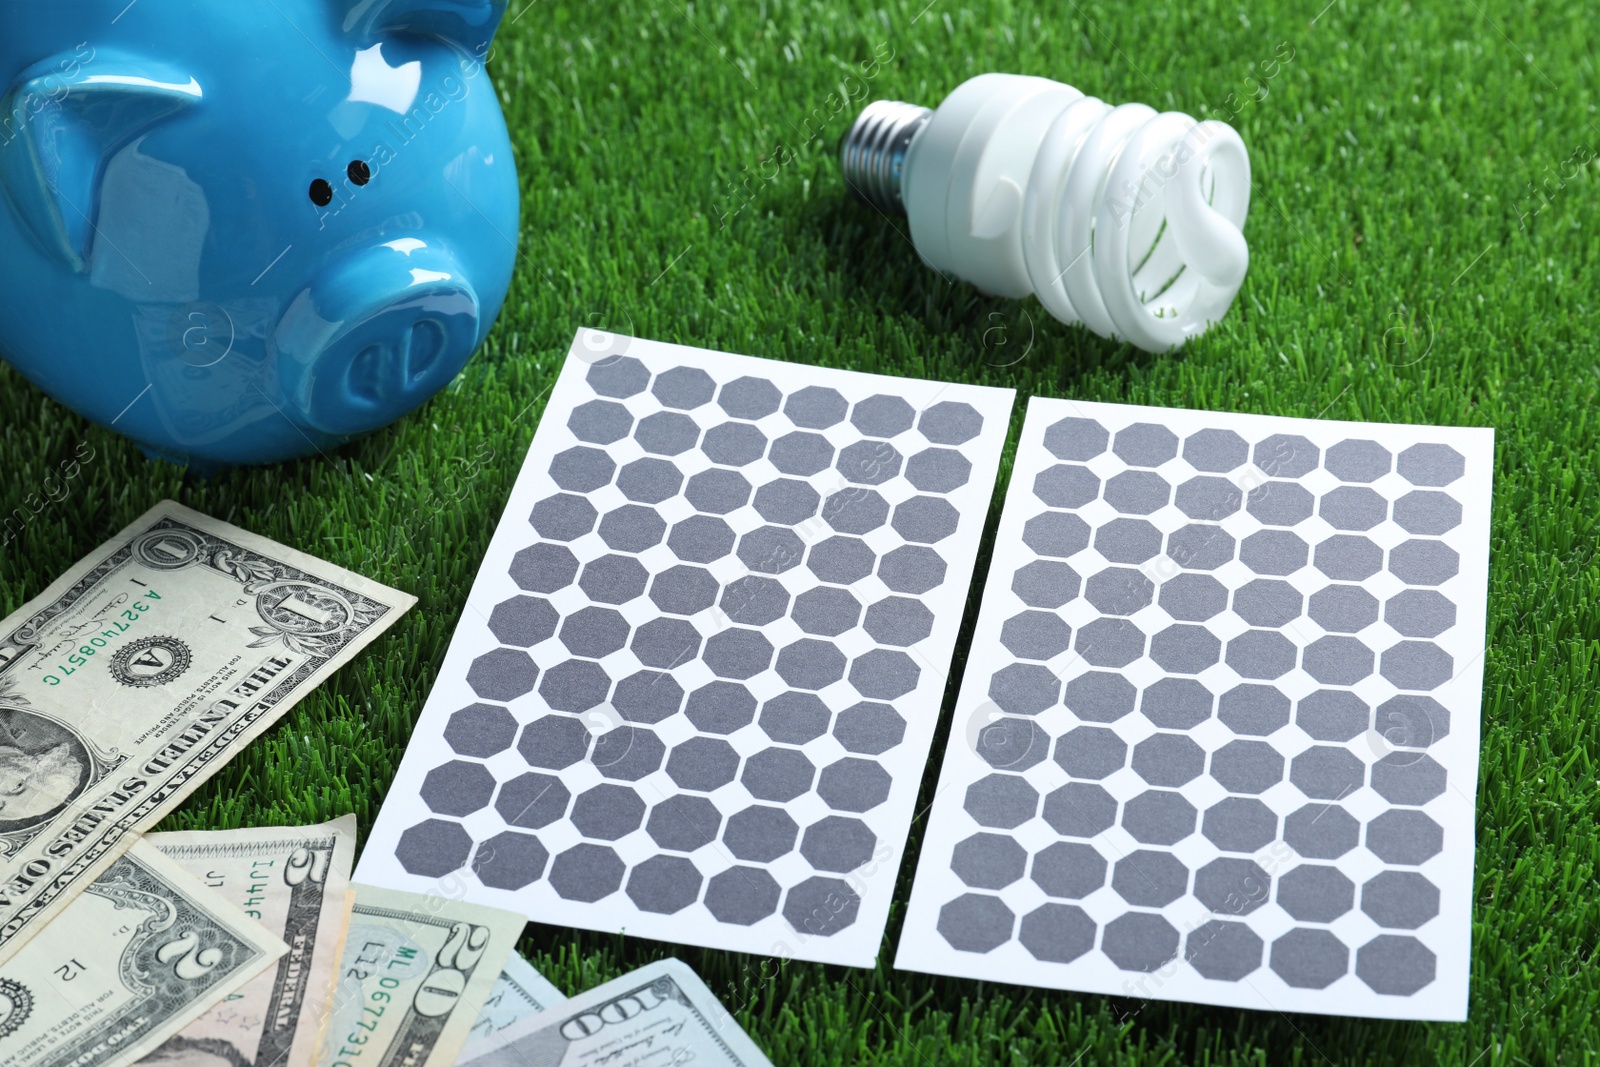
xmin=308 ymin=179 xmax=333 ymax=207
xmin=348 ymin=160 xmax=371 ymax=186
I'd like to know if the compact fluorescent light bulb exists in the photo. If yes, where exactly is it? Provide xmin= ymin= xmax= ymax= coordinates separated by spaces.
xmin=841 ymin=74 xmax=1251 ymax=352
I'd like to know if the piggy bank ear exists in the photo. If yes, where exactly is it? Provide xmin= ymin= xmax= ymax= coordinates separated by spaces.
xmin=340 ymin=0 xmax=509 ymax=53
xmin=0 ymin=53 xmax=200 ymax=272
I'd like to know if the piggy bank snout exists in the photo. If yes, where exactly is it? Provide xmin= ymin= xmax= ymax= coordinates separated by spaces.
xmin=275 ymin=242 xmax=480 ymax=437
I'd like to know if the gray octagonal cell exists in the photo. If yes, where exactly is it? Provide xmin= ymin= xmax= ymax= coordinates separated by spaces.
xmin=936 ymin=892 xmax=1014 ymax=953
xmin=1102 ymin=912 xmax=1181 ymax=972
xmin=736 ymin=526 xmax=805 ymax=575
xmin=1319 ymin=485 xmax=1388 ymax=531
xmin=800 ymin=815 xmax=876 ymax=872
xmin=517 ymin=714 xmax=592 ymax=769
xmin=1201 ymin=797 xmax=1278 ymax=852
xmin=668 ymin=515 xmax=736 ymax=564
xmin=610 ymin=670 xmax=685 ymax=724
xmin=1140 ymin=678 xmax=1214 ymax=729
xmin=717 ymin=375 xmax=781 ymax=419
xmin=1389 ymin=539 xmax=1460 ymax=585
xmin=784 ymin=876 xmax=861 ymax=937
xmin=1246 ymin=481 xmax=1314 ymax=526
xmin=666 ymin=736 xmax=741 ymax=792
xmin=1018 ymin=903 xmax=1097 ymax=964
xmin=1356 ymin=934 xmax=1437 ymax=995
xmin=1209 ymin=739 xmax=1284 ymax=794
xmin=645 ymin=793 xmax=722 ymax=852
xmin=548 ymin=842 xmax=626 ymax=902
xmin=848 ymin=649 xmax=920 ymax=700
xmin=1238 ymin=530 xmax=1308 ymax=576
xmin=446 ymin=703 xmax=518 ymax=757
xmin=1283 ymin=803 xmax=1360 ymax=859
xmin=630 ymin=617 xmax=702 ymax=669
xmin=704 ymin=866 xmax=782 ymax=925
xmin=1232 ymin=578 xmax=1303 ymax=628
xmin=598 ymin=504 xmax=667 ymax=553
xmin=1030 ymin=841 xmax=1107 ymax=898
xmin=1225 ymin=630 xmax=1298 ymax=680
xmin=1023 ymin=512 xmax=1092 ymax=559
xmin=1000 ymin=610 xmax=1072 ymax=661
xmin=786 ymin=385 xmax=849 ymax=429
xmin=723 ymin=805 xmax=800 ymax=862
xmin=684 ymin=680 xmax=757 ymax=733
xmin=1217 ymin=683 xmax=1291 ymax=735
xmin=1042 ymin=782 xmax=1117 ymax=837
xmin=742 ymin=746 xmax=816 ymax=801
xmin=530 ymin=493 xmax=599 ymax=542
xmin=1012 ymin=560 xmax=1081 ymax=609
xmin=496 ymin=771 xmax=571 ymax=829
xmin=1380 ymin=641 xmax=1453 ymax=690
xmin=1150 ymin=624 xmax=1223 ymax=675
xmin=1075 ymin=617 xmax=1146 ymax=668
xmin=822 ymin=487 xmax=890 ymax=535
xmin=850 ymin=393 xmax=915 ymax=438
xmin=634 ymin=411 xmax=700 ymax=456
xmin=1034 ymin=464 xmax=1101 ymax=509
xmin=964 ymin=773 xmax=1039 ymax=829
xmin=834 ymin=702 xmax=906 ymax=754
xmin=1165 ymin=523 xmax=1236 ymax=571
xmin=1314 ymin=534 xmax=1383 ymax=581
xmin=509 ymin=542 xmax=579 ymax=594
xmin=836 ymin=440 xmax=903 ymax=486
xmin=396 ymin=819 xmax=472 ymax=877
xmin=1185 ymin=920 xmax=1264 ymax=981
xmin=559 ymin=606 xmax=630 ymax=659
xmin=685 ymin=467 xmax=753 ymax=514
xmin=467 ymin=647 xmax=539 ymax=702
xmin=792 ymin=587 xmax=863 ymax=637
xmin=768 ymin=431 xmax=835 ymax=476
xmin=918 ymin=401 xmax=983 ymax=445
xmin=1325 ymin=439 xmax=1391 ymax=482
xmin=1361 ymin=870 xmax=1440 ymax=929
xmin=905 ymin=447 xmax=972 ymax=492
xmin=549 ymin=445 xmax=616 ymax=492
xmin=1290 ymin=745 xmax=1366 ymax=800
xmin=1104 ymin=470 xmax=1171 ymax=515
xmin=1270 ymin=928 xmax=1349 ymax=989
xmin=569 ymin=783 xmax=646 ymax=840
xmin=1193 ymin=856 xmax=1272 ymax=917
xmin=1308 ymin=585 xmax=1380 ymax=633
xmin=1303 ymin=635 xmax=1375 ymax=686
xmin=893 ymin=496 xmax=960 ymax=544
xmin=568 ymin=399 xmax=633 ymax=445
xmin=753 ymin=478 xmax=822 ymax=525
xmin=758 ymin=691 xmax=832 ymax=745
xmin=626 ymin=854 xmax=703 ymax=915
xmin=585 ymin=354 xmax=650 ymax=398
xmin=1384 ymin=589 xmax=1457 ymax=638
xmin=1397 ymin=443 xmax=1465 ymax=486
xmin=719 ymin=576 xmax=790 ymax=627
xmin=1084 ymin=567 xmax=1154 ymax=616
xmin=592 ymin=726 xmax=666 ymax=781
xmin=1122 ymin=789 xmax=1198 ymax=845
xmin=1276 ymin=863 xmax=1355 ymax=922
xmin=1365 ymin=809 xmax=1444 ymax=865
xmin=1064 ymin=671 xmax=1138 ymax=722
xmin=975 ymin=716 xmax=1050 ymax=771
xmin=1097 ymin=518 xmax=1164 ymax=565
xmin=648 ymin=564 xmax=719 ymax=616
xmin=1183 ymin=428 xmax=1249 ymax=472
xmin=700 ymin=422 xmax=768 ymax=467
xmin=1253 ymin=433 xmax=1319 ymax=478
xmin=580 ymin=556 xmax=649 ymax=606
xmin=421 ymin=760 xmax=495 ymax=817
xmin=700 ymin=630 xmax=774 ymax=681
xmin=473 ymin=831 xmax=549 ymax=890
xmin=1131 ymin=732 xmax=1206 ymax=787
xmin=1158 ymin=573 xmax=1227 ymax=621
xmin=1393 ymin=490 xmax=1462 ymax=535
xmin=1113 ymin=423 xmax=1179 ymax=467
xmin=1112 ymin=849 xmax=1190 ymax=907
xmin=617 ymin=457 xmax=683 ymax=504
xmin=864 ymin=597 xmax=935 ymax=646
xmin=808 ymin=536 xmax=877 ymax=585
xmin=1370 ymin=752 xmax=1447 ymax=805
xmin=1296 ymin=689 xmax=1370 ymax=742
xmin=951 ymin=832 xmax=1029 ymax=889
xmin=1175 ymin=476 xmax=1243 ymax=521
xmin=818 ymin=757 xmax=892 ymax=813
xmin=1053 ymin=726 xmax=1127 ymax=779
xmin=651 ymin=365 xmax=716 ymax=410
xmin=1378 ymin=694 xmax=1451 ymax=751
xmin=1043 ymin=416 xmax=1109 ymax=461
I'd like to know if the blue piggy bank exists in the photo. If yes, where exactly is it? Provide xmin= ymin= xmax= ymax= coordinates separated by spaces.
xmin=0 ymin=0 xmax=518 ymax=466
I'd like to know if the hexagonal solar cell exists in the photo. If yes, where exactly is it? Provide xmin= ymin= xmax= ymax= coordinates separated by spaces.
xmin=963 ymin=773 xmax=1040 ymax=829
xmin=1314 ymin=534 xmax=1384 ymax=581
xmin=1384 ymin=589 xmax=1456 ymax=638
xmin=1052 ymin=726 xmax=1127 ymax=779
xmin=1023 ymin=512 xmax=1092 ymax=558
xmin=1103 ymin=912 xmax=1181 ymax=972
xmin=630 ymin=617 xmax=702 ymax=669
xmin=598 ymin=504 xmax=667 ymax=552
xmin=1270 ymin=928 xmax=1350 ymax=989
xmin=1324 ymin=439 xmax=1391 ymax=482
xmin=1019 ymin=903 xmax=1097 ymax=964
xmin=918 ymin=401 xmax=983 ymax=445
xmin=1095 ymin=517 xmax=1164 ymax=564
xmin=1111 ymin=849 xmax=1190 ymax=907
xmin=774 ymin=638 xmax=848 ymax=690
xmin=420 ymin=759 xmax=495 ymax=817
xmin=1063 ymin=671 xmax=1137 ymax=722
xmin=785 ymin=385 xmax=848 ymax=429
xmin=445 ymin=703 xmax=518 ymax=757
xmin=758 ymin=691 xmax=831 ymax=745
xmin=496 ymin=771 xmax=571 ymax=829
xmin=850 ymin=393 xmax=915 ymax=437
xmin=1319 ymin=485 xmax=1388 ymax=531
xmin=893 ymin=496 xmax=960 ymax=544
xmin=1084 ymin=567 xmax=1154 ymax=615
xmin=999 ymin=610 xmax=1072 ymax=661
xmin=569 ymin=783 xmax=646 ymax=840
xmin=1302 ymin=634 xmax=1375 ymax=685
xmin=1361 ymin=870 xmax=1440 ymax=929
xmin=1397 ymin=443 xmax=1465 ymax=486
xmin=1074 ymin=617 xmax=1146 ymax=667
xmin=974 ymin=716 xmax=1049 ymax=771
xmin=626 ymin=854 xmax=703 ymax=915
xmin=1365 ymin=809 xmax=1445 ymax=865
xmin=634 ymin=410 xmax=700 ymax=455
xmin=1201 ymin=796 xmax=1278 ymax=852
xmin=1253 ymin=433 xmax=1320 ymax=478
xmin=616 ymin=457 xmax=683 ymax=504
xmin=1130 ymin=732 xmax=1205 ymax=786
xmin=936 ymin=892 xmax=1015 ymax=953
xmin=1140 ymin=677 xmax=1214 ymax=729
xmin=785 ymin=876 xmax=861 ymax=937
xmin=1030 ymin=841 xmax=1107 ymax=898
xmin=704 ymin=866 xmax=782 ymax=925
xmin=591 ymin=726 xmax=667 ymax=781
xmin=1122 ymin=789 xmax=1198 ymax=845
xmin=905 ymin=447 xmax=972 ymax=492
xmin=548 ymin=842 xmax=626 ymax=902
xmin=1041 ymin=781 xmax=1118 ymax=837
xmin=719 ymin=575 xmax=790 ymax=626
xmin=807 ymin=536 xmax=876 ymax=585
xmin=568 ymin=399 xmax=633 ymax=444
xmin=586 ymin=354 xmax=650 ymax=398
xmin=1296 ymin=689 xmax=1370 ymax=742
xmin=1149 ymin=624 xmax=1222 ymax=675
xmin=1289 ymin=745 xmax=1366 ymax=801
xmin=717 ymin=375 xmax=781 ymax=419
xmin=1165 ymin=523 xmax=1236 ymax=570
xmin=1154 ymin=573 xmax=1227 ymax=623
xmin=1216 ymin=683 xmax=1290 ymax=735
xmin=685 ymin=467 xmax=753 ymax=514
xmin=1246 ymin=481 xmax=1314 ymax=526
xmin=396 ymin=819 xmax=472 ymax=877
xmin=1369 ymin=751 xmax=1446 ymax=804
xmin=1042 ymin=416 xmax=1109 ymax=460
xmin=1238 ymin=529 xmax=1308 ymax=575
xmin=1033 ymin=464 xmax=1100 ymax=509
xmin=836 ymin=440 xmax=903 ymax=485
xmin=1389 ymin=539 xmax=1460 ymax=585
xmin=467 ymin=647 xmax=539 ymax=701
xmin=817 ymin=757 xmax=892 ymax=812
xmin=700 ymin=421 xmax=768 ymax=467
xmin=1185 ymin=920 xmax=1264 ymax=981
xmin=530 ymin=493 xmax=599 ymax=541
xmin=768 ymin=431 xmax=835 ymax=476
xmin=1193 ymin=856 xmax=1272 ymax=916
xmin=549 ymin=445 xmax=616 ymax=493
xmin=1276 ymin=863 xmax=1355 ymax=922
xmin=752 ymin=478 xmax=822 ymax=525
xmin=723 ymin=805 xmax=800 ymax=862
xmin=800 ymin=815 xmax=877 ymax=872
xmin=473 ymin=830 xmax=549 ymax=890
xmin=822 ymin=486 xmax=891 ymax=535
xmin=1174 ymin=475 xmax=1243 ymax=521
xmin=863 ymin=596 xmax=934 ymax=646
xmin=1183 ymin=428 xmax=1249 ymax=472
xmin=1393 ymin=490 xmax=1463 ymax=535
xmin=1283 ymin=802 xmax=1360 ymax=859
xmin=736 ymin=525 xmax=805 ymax=574
xmin=1308 ymin=584 xmax=1379 ymax=633
xmin=1356 ymin=934 xmax=1438 ymax=995
xmin=651 ymin=365 xmax=715 ymax=409
xmin=833 ymin=701 xmax=906 ymax=754
xmin=1209 ymin=739 xmax=1284 ymax=794
xmin=951 ymin=832 xmax=1028 ymax=889
xmin=558 ymin=606 xmax=630 ymax=658
xmin=518 ymin=714 xmax=593 ymax=769
xmin=878 ymin=544 xmax=948 ymax=594
xmin=665 ymin=736 xmax=741 ymax=792
xmin=849 ymin=648 xmax=920 ymax=699
xmin=509 ymin=542 xmax=579 ymax=594
xmin=1231 ymin=578 xmax=1302 ymax=627
xmin=742 ymin=746 xmax=816 ymax=801
xmin=1104 ymin=470 xmax=1171 ymax=515
xmin=579 ymin=556 xmax=649 ymax=606
xmin=684 ymin=680 xmax=758 ymax=733
xmin=1224 ymin=629 xmax=1298 ymax=680
xmin=792 ymin=586 xmax=863 ymax=636
xmin=648 ymin=564 xmax=719 ymax=616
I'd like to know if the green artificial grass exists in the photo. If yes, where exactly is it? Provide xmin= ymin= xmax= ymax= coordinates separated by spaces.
xmin=3 ymin=0 xmax=1598 ymax=1062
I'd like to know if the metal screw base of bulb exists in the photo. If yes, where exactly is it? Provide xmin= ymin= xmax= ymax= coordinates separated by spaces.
xmin=839 ymin=100 xmax=931 ymax=214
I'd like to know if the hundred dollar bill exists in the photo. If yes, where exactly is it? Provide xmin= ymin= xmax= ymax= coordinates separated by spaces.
xmin=142 ymin=816 xmax=358 ymax=1067
xmin=459 ymin=953 xmax=565 ymax=1061
xmin=0 ymin=501 xmax=414 ymax=964
xmin=0 ymin=838 xmax=288 ymax=1067
xmin=314 ymin=884 xmax=525 ymax=1067
xmin=461 ymin=958 xmax=774 ymax=1067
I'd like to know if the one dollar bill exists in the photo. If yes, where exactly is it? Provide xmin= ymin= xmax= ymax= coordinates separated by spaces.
xmin=142 ymin=815 xmax=358 ymax=1067
xmin=0 ymin=501 xmax=414 ymax=963
xmin=315 ymin=884 xmax=525 ymax=1067
xmin=460 ymin=952 xmax=566 ymax=1061
xmin=0 ymin=839 xmax=288 ymax=1067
